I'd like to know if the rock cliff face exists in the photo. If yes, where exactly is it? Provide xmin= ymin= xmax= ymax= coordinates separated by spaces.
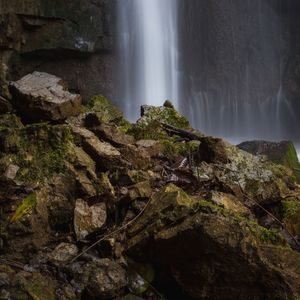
xmin=0 ymin=0 xmax=115 ymax=101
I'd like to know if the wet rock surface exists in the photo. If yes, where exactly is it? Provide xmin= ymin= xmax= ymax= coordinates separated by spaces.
xmin=0 ymin=81 xmax=300 ymax=299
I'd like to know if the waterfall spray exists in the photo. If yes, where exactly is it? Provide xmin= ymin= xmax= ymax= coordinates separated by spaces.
xmin=117 ymin=0 xmax=179 ymax=121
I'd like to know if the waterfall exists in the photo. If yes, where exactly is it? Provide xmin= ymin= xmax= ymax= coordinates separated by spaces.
xmin=116 ymin=0 xmax=299 ymax=144
xmin=116 ymin=0 xmax=179 ymax=121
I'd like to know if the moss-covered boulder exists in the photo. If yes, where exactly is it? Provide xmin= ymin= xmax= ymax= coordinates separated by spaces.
xmin=85 ymin=95 xmax=130 ymax=129
xmin=0 ymin=122 xmax=74 ymax=184
xmin=138 ymin=105 xmax=190 ymax=129
xmin=127 ymin=184 xmax=300 ymax=299
xmin=198 ymin=136 xmax=297 ymax=206
xmin=238 ymin=140 xmax=300 ymax=180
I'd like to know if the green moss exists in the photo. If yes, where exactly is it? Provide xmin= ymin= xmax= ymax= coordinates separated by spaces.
xmin=259 ymin=227 xmax=286 ymax=245
xmin=283 ymin=198 xmax=300 ymax=218
xmin=85 ymin=95 xmax=124 ymax=123
xmin=232 ymin=214 xmax=287 ymax=247
xmin=11 ymin=193 xmax=37 ymax=222
xmin=191 ymin=199 xmax=221 ymax=214
xmin=140 ymin=106 xmax=190 ymax=129
xmin=23 ymin=273 xmax=56 ymax=300
xmin=127 ymin=122 xmax=167 ymax=141
xmin=0 ymin=124 xmax=74 ymax=183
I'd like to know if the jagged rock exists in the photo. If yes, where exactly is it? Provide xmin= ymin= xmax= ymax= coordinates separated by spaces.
xmin=122 ymin=181 xmax=152 ymax=203
xmin=10 ymin=72 xmax=81 ymax=122
xmin=138 ymin=105 xmax=190 ymax=128
xmin=238 ymin=140 xmax=300 ymax=179
xmin=70 ymin=126 xmax=127 ymax=170
xmin=3 ymin=164 xmax=19 ymax=180
xmin=197 ymin=137 xmax=296 ymax=206
xmin=65 ymin=162 xmax=97 ymax=198
xmin=82 ymin=259 xmax=127 ymax=299
xmin=74 ymin=199 xmax=107 ymax=240
xmin=71 ymin=145 xmax=97 ymax=180
xmin=127 ymin=184 xmax=300 ymax=299
xmin=136 ymin=139 xmax=164 ymax=157
xmin=89 ymin=122 xmax=135 ymax=147
xmin=50 ymin=243 xmax=78 ymax=265
xmin=210 ymin=191 xmax=252 ymax=216
xmin=86 ymin=95 xmax=126 ymax=125
xmin=120 ymin=145 xmax=152 ymax=170
xmin=110 ymin=169 xmax=153 ymax=187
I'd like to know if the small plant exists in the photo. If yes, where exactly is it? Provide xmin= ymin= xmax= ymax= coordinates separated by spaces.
xmin=11 ymin=193 xmax=37 ymax=222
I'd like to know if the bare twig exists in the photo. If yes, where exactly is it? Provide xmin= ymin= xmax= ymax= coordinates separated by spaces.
xmin=160 ymin=122 xmax=202 ymax=141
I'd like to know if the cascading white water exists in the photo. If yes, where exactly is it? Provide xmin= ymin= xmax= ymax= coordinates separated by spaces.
xmin=116 ymin=0 xmax=179 ymax=121
xmin=116 ymin=0 xmax=299 ymax=147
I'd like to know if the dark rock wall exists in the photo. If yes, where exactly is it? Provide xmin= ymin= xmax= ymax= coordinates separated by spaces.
xmin=0 ymin=0 xmax=115 ymax=101
xmin=178 ymin=0 xmax=300 ymax=140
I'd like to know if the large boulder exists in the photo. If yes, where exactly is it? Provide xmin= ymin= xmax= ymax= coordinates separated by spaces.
xmin=238 ymin=140 xmax=300 ymax=180
xmin=10 ymin=72 xmax=81 ymax=122
xmin=71 ymin=258 xmax=127 ymax=299
xmin=238 ymin=140 xmax=299 ymax=170
xmin=198 ymin=136 xmax=296 ymax=206
xmin=127 ymin=184 xmax=300 ymax=299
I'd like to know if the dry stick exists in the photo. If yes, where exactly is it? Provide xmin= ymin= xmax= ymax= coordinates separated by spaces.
xmin=0 ymin=258 xmax=25 ymax=270
xmin=212 ymin=163 xmax=300 ymax=247
xmin=160 ymin=122 xmax=202 ymax=141
xmin=69 ymin=197 xmax=152 ymax=264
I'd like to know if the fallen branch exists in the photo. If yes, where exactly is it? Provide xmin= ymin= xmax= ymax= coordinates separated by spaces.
xmin=160 ymin=122 xmax=202 ymax=141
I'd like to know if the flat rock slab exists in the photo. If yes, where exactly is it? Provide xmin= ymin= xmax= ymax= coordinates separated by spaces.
xmin=10 ymin=71 xmax=81 ymax=122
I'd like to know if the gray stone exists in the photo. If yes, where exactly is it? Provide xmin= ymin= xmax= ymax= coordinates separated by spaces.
xmin=4 ymin=164 xmax=19 ymax=180
xmin=50 ymin=243 xmax=78 ymax=265
xmin=82 ymin=258 xmax=127 ymax=299
xmin=10 ymin=72 xmax=81 ymax=122
xmin=74 ymin=199 xmax=107 ymax=241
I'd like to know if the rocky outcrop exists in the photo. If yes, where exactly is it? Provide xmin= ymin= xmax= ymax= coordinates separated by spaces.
xmin=0 ymin=89 xmax=300 ymax=299
xmin=238 ymin=140 xmax=300 ymax=181
xmin=10 ymin=72 xmax=82 ymax=122
xmin=127 ymin=185 xmax=300 ymax=299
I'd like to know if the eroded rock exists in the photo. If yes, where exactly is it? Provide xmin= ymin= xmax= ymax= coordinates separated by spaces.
xmin=127 ymin=185 xmax=300 ymax=299
xmin=50 ymin=243 xmax=78 ymax=265
xmin=72 ymin=258 xmax=127 ymax=299
xmin=74 ymin=199 xmax=107 ymax=240
xmin=10 ymin=72 xmax=81 ymax=122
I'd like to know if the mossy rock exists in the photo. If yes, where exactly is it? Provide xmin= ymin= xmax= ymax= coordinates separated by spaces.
xmin=283 ymin=198 xmax=300 ymax=237
xmin=22 ymin=272 xmax=57 ymax=300
xmin=84 ymin=95 xmax=132 ymax=131
xmin=0 ymin=114 xmax=23 ymax=130
xmin=238 ymin=140 xmax=300 ymax=181
xmin=0 ymin=123 xmax=75 ymax=183
xmin=138 ymin=105 xmax=190 ymax=129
